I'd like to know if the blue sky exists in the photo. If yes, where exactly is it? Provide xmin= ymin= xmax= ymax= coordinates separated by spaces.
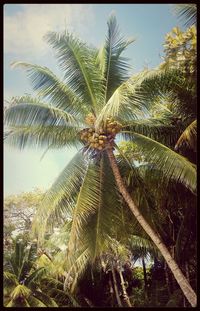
xmin=4 ymin=4 xmax=184 ymax=196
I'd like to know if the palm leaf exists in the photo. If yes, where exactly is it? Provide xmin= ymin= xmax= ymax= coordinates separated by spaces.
xmin=85 ymin=153 xmax=123 ymax=259
xmin=122 ymin=117 xmax=182 ymax=147
xmin=172 ymin=4 xmax=197 ymax=27
xmin=95 ymin=70 xmax=151 ymax=127
xmin=32 ymin=152 xmax=87 ymax=241
xmin=24 ymin=267 xmax=46 ymax=286
xmin=10 ymin=240 xmax=26 ymax=279
xmin=44 ymin=31 xmax=104 ymax=114
xmin=5 ymin=96 xmax=78 ymax=127
xmin=11 ymin=62 xmax=86 ymax=117
xmin=4 ymin=124 xmax=80 ymax=150
xmin=120 ymin=132 xmax=196 ymax=194
xmin=67 ymin=161 xmax=101 ymax=253
xmin=32 ymin=290 xmax=58 ymax=307
xmin=99 ymin=14 xmax=135 ymax=102
xmin=128 ymin=235 xmax=159 ymax=260
xmin=3 ymin=271 xmax=18 ymax=287
xmin=175 ymin=119 xmax=196 ymax=151
xmin=10 ymin=284 xmax=31 ymax=300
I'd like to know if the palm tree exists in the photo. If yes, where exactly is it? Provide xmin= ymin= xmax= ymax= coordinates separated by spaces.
xmin=3 ymin=239 xmax=58 ymax=307
xmin=4 ymin=238 xmax=79 ymax=307
xmin=4 ymin=15 xmax=196 ymax=306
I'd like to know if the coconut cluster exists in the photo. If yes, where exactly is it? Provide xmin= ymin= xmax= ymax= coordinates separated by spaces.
xmin=80 ymin=117 xmax=122 ymax=151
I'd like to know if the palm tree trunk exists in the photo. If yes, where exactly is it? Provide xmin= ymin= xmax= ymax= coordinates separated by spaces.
xmin=142 ymin=257 xmax=148 ymax=300
xmin=108 ymin=274 xmax=114 ymax=307
xmin=117 ymin=267 xmax=132 ymax=307
xmin=111 ymin=265 xmax=122 ymax=307
xmin=106 ymin=147 xmax=197 ymax=307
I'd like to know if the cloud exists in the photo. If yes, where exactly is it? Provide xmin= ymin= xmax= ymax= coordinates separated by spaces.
xmin=4 ymin=4 xmax=95 ymax=56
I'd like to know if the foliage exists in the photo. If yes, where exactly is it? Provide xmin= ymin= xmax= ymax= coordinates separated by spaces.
xmin=160 ymin=26 xmax=196 ymax=76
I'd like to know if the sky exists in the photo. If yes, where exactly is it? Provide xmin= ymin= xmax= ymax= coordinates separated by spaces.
xmin=4 ymin=4 xmax=184 ymax=196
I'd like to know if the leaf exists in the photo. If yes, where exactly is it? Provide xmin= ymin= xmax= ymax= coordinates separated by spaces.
xmin=175 ymin=119 xmax=196 ymax=151
xmin=120 ymin=132 xmax=196 ymax=194
xmin=11 ymin=62 xmax=85 ymax=117
xmin=172 ymin=4 xmax=197 ymax=27
xmin=32 ymin=152 xmax=87 ymax=241
xmin=44 ymin=31 xmax=104 ymax=114
xmin=4 ymin=124 xmax=80 ymax=150
xmin=67 ymin=161 xmax=101 ymax=253
xmin=101 ymin=13 xmax=135 ymax=102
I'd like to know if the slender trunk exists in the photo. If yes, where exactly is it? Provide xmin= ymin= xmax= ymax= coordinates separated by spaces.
xmin=108 ymin=274 xmax=114 ymax=307
xmin=84 ymin=297 xmax=94 ymax=307
xmin=107 ymin=147 xmax=197 ymax=307
xmin=111 ymin=265 xmax=122 ymax=307
xmin=117 ymin=267 xmax=132 ymax=307
xmin=142 ymin=257 xmax=148 ymax=300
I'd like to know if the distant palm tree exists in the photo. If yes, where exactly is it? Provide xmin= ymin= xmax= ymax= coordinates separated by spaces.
xmin=3 ymin=240 xmax=58 ymax=307
xmin=4 ymin=15 xmax=196 ymax=306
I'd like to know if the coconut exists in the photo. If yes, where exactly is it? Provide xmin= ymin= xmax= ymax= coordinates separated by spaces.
xmin=98 ymin=146 xmax=103 ymax=150
xmin=99 ymin=140 xmax=104 ymax=145
xmin=106 ymin=127 xmax=112 ymax=133
xmin=85 ymin=113 xmax=96 ymax=125
xmin=94 ymin=143 xmax=99 ymax=148
xmin=88 ymin=128 xmax=94 ymax=133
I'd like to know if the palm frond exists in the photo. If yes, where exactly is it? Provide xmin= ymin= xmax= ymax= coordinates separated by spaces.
xmin=4 ymin=124 xmax=80 ymax=150
xmin=26 ymin=295 xmax=47 ymax=307
xmin=84 ymin=153 xmax=123 ymax=259
xmin=44 ymin=31 xmax=104 ymax=114
xmin=172 ymin=4 xmax=197 ymax=27
xmin=11 ymin=62 xmax=86 ymax=117
xmin=32 ymin=152 xmax=87 ymax=241
xmin=48 ymin=287 xmax=80 ymax=307
xmin=6 ymin=297 xmax=31 ymax=307
xmin=128 ymin=235 xmax=159 ymax=260
xmin=95 ymin=70 xmax=151 ymax=127
xmin=9 ymin=240 xmax=26 ymax=279
xmin=10 ymin=284 xmax=31 ymax=300
xmin=175 ymin=119 xmax=196 ymax=151
xmin=99 ymin=14 xmax=135 ymax=102
xmin=4 ymin=96 xmax=79 ymax=128
xmin=122 ymin=117 xmax=182 ymax=147
xmin=67 ymin=161 xmax=101 ymax=253
xmin=32 ymin=290 xmax=58 ymax=307
xmin=3 ymin=271 xmax=18 ymax=287
xmin=24 ymin=267 xmax=46 ymax=286
xmin=120 ymin=132 xmax=196 ymax=194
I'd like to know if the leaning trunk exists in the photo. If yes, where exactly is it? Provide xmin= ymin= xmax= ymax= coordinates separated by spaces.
xmin=117 ymin=267 xmax=132 ymax=307
xmin=142 ymin=257 xmax=148 ymax=300
xmin=108 ymin=274 xmax=114 ymax=307
xmin=111 ymin=265 xmax=122 ymax=307
xmin=107 ymin=147 xmax=197 ymax=307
